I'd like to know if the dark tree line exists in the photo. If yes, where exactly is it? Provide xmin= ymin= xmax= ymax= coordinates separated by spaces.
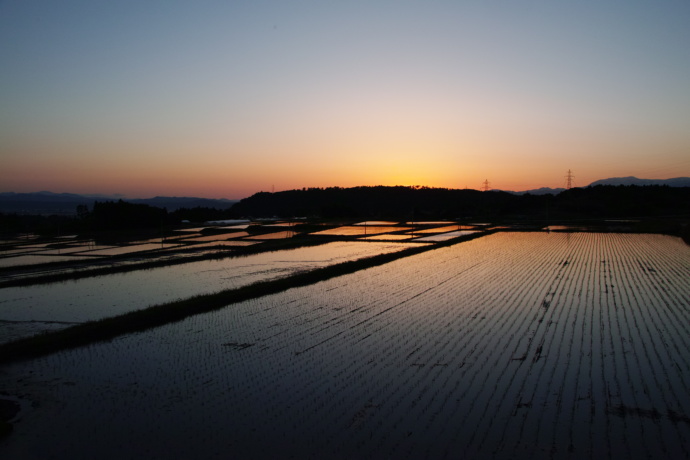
xmin=87 ymin=200 xmax=168 ymax=231
xmin=229 ymin=185 xmax=690 ymax=221
xmin=0 ymin=201 xmax=235 ymax=237
xmin=82 ymin=200 xmax=236 ymax=231
xmin=1 ymin=186 xmax=689 ymax=238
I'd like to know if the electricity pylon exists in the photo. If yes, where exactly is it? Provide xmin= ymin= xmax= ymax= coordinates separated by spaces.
xmin=565 ymin=170 xmax=574 ymax=189
xmin=482 ymin=179 xmax=491 ymax=192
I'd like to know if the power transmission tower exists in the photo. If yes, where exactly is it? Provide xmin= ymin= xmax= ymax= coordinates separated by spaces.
xmin=565 ymin=170 xmax=574 ymax=189
xmin=482 ymin=179 xmax=491 ymax=192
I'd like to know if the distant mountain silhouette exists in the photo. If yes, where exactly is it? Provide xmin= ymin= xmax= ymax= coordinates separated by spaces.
xmin=497 ymin=187 xmax=565 ymax=195
xmin=588 ymin=176 xmax=690 ymax=187
xmin=128 ymin=196 xmax=237 ymax=210
xmin=497 ymin=177 xmax=690 ymax=194
xmin=0 ymin=192 xmax=237 ymax=215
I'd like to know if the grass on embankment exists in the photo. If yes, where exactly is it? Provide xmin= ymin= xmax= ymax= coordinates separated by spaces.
xmin=0 ymin=231 xmax=491 ymax=365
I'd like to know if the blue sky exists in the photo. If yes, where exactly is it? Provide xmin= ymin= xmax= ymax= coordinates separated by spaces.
xmin=2 ymin=1 xmax=689 ymax=198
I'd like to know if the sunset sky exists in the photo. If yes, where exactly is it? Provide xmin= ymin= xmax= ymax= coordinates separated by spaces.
xmin=2 ymin=1 xmax=689 ymax=199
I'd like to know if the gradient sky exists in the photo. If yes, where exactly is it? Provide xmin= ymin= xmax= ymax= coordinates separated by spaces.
xmin=2 ymin=1 xmax=689 ymax=199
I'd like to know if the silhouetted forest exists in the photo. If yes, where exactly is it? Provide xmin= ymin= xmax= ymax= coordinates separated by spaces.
xmin=1 ymin=186 xmax=689 ymax=238
xmin=230 ymin=185 xmax=690 ymax=220
xmin=0 ymin=200 xmax=234 ymax=236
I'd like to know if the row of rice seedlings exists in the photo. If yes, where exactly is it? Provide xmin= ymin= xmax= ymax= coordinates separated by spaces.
xmin=332 ymin=284 xmax=448 ymax=455
xmin=434 ymin=238 xmax=544 ymax=426
xmin=598 ymin=233 xmax=644 ymax=457
xmin=543 ymin=235 xmax=600 ymax=448
xmin=588 ymin=233 xmax=690 ymax=458
xmin=328 ymin=237 xmax=564 ymax=456
xmin=569 ymin=235 xmax=604 ymax=457
xmin=176 ymin=234 xmax=688 ymax=460
xmin=627 ymin=275 xmax=688 ymax=455
xmin=611 ymin=235 xmax=690 ymax=457
xmin=480 ymin=234 xmax=575 ymax=456
xmin=122 ymin=234 xmax=690 ymax=457
xmin=605 ymin=235 xmax=674 ymax=456
xmin=428 ymin=245 xmax=548 ymax=456
xmin=562 ymin=237 xmax=602 ymax=456
xmin=464 ymin=235 xmax=636 ymax=458
xmin=533 ymin=234 xmax=604 ymax=457
xmin=636 ymin=237 xmax=690 ymax=341
xmin=394 ymin=268 xmax=509 ymax=458
xmin=3 ymin=233 xmax=687 ymax=458
xmin=631 ymin=241 xmax=690 ymax=376
xmin=454 ymin=235 xmax=632 ymax=458
xmin=207 ymin=239 xmax=492 ymax=454
xmin=445 ymin=234 xmax=589 ymax=456
xmin=461 ymin=233 xmax=578 ymax=457
xmin=240 ymin=282 xmax=405 ymax=454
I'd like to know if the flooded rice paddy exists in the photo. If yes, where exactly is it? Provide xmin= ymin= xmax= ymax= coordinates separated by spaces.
xmin=0 ymin=232 xmax=688 ymax=459
xmin=0 ymin=241 xmax=418 ymax=343
xmin=311 ymin=226 xmax=414 ymax=236
xmin=412 ymin=230 xmax=478 ymax=242
xmin=0 ymin=222 xmax=471 ymax=275
xmin=0 ymin=254 xmax=99 ymax=268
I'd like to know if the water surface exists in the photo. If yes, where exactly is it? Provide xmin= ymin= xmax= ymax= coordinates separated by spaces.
xmin=0 ymin=241 xmax=419 ymax=342
xmin=1 ymin=233 xmax=688 ymax=459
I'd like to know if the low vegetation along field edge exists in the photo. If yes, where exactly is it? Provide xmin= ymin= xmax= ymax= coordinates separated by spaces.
xmin=0 ymin=231 xmax=490 ymax=365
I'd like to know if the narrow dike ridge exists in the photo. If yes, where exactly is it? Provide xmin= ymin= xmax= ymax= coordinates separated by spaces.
xmin=0 ymin=231 xmax=492 ymax=364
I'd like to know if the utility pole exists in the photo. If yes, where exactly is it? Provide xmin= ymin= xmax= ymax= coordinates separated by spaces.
xmin=565 ymin=170 xmax=574 ymax=189
xmin=482 ymin=179 xmax=491 ymax=192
